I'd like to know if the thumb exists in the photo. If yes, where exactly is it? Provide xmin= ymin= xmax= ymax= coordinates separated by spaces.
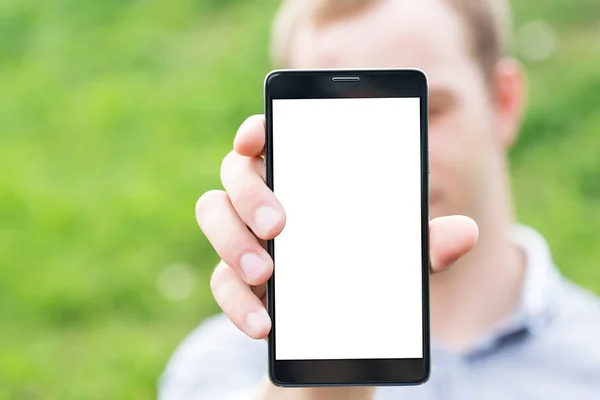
xmin=429 ymin=215 xmax=479 ymax=273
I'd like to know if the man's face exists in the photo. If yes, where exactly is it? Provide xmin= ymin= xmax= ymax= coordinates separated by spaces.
xmin=289 ymin=0 xmax=516 ymax=220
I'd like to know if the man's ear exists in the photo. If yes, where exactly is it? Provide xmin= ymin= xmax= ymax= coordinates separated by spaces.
xmin=492 ymin=58 xmax=528 ymax=150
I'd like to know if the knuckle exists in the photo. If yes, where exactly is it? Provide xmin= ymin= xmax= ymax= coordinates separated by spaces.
xmin=196 ymin=190 xmax=227 ymax=219
xmin=252 ymin=156 xmax=266 ymax=181
xmin=220 ymin=150 xmax=242 ymax=183
xmin=220 ymin=234 xmax=242 ymax=259
xmin=236 ymin=182 xmax=264 ymax=212
xmin=221 ymin=158 xmax=267 ymax=213
xmin=210 ymin=262 xmax=230 ymax=296
xmin=210 ymin=262 xmax=247 ymax=312
xmin=220 ymin=150 xmax=235 ymax=171
xmin=240 ymin=114 xmax=265 ymax=135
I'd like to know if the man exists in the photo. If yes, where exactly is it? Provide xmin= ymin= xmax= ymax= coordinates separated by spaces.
xmin=159 ymin=0 xmax=600 ymax=399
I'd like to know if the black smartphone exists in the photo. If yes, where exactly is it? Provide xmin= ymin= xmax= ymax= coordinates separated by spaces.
xmin=264 ymin=69 xmax=430 ymax=387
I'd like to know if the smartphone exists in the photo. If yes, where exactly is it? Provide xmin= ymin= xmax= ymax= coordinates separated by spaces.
xmin=264 ymin=69 xmax=429 ymax=387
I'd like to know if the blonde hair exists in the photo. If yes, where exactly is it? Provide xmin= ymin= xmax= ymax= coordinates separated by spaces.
xmin=270 ymin=0 xmax=511 ymax=79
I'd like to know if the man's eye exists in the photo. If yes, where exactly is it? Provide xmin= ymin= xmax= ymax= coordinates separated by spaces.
xmin=428 ymin=89 xmax=459 ymax=119
xmin=429 ymin=99 xmax=456 ymax=118
xmin=429 ymin=104 xmax=445 ymax=117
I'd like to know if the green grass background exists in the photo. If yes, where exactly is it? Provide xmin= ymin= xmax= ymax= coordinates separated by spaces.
xmin=0 ymin=0 xmax=598 ymax=398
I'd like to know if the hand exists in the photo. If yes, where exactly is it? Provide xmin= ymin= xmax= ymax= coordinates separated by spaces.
xmin=197 ymin=115 xmax=479 ymax=340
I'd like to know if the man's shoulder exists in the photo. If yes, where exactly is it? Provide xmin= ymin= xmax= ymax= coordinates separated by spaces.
xmin=159 ymin=313 xmax=267 ymax=396
xmin=546 ymin=278 xmax=600 ymax=355
xmin=557 ymin=279 xmax=600 ymax=323
xmin=161 ymin=313 xmax=266 ymax=377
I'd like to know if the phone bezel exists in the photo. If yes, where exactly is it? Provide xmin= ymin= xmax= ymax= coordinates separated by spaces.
xmin=264 ymin=69 xmax=430 ymax=387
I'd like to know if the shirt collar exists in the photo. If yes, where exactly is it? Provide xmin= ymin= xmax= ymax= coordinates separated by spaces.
xmin=432 ymin=224 xmax=562 ymax=359
xmin=469 ymin=224 xmax=562 ymax=358
xmin=508 ymin=224 xmax=561 ymax=328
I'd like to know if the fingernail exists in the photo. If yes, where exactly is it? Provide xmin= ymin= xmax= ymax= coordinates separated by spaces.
xmin=254 ymin=206 xmax=281 ymax=236
xmin=240 ymin=253 xmax=268 ymax=281
xmin=245 ymin=309 xmax=271 ymax=337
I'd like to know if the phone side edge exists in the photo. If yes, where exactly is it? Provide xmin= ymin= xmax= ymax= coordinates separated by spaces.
xmin=264 ymin=72 xmax=282 ymax=386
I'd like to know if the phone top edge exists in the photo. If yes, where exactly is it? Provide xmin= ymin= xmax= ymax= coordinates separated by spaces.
xmin=264 ymin=68 xmax=428 ymax=98
xmin=265 ymin=67 xmax=428 ymax=74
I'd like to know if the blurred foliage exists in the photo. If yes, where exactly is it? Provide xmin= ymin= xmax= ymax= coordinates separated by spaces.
xmin=0 ymin=0 xmax=598 ymax=398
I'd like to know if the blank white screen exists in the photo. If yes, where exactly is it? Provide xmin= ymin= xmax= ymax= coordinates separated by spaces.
xmin=272 ymin=98 xmax=423 ymax=360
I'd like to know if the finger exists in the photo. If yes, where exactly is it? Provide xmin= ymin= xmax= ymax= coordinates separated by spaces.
xmin=429 ymin=215 xmax=479 ymax=273
xmin=221 ymin=151 xmax=286 ymax=240
xmin=196 ymin=190 xmax=273 ymax=285
xmin=211 ymin=260 xmax=271 ymax=339
xmin=233 ymin=115 xmax=265 ymax=157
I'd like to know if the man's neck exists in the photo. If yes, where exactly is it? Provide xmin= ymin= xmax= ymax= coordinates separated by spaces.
xmin=430 ymin=183 xmax=526 ymax=352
